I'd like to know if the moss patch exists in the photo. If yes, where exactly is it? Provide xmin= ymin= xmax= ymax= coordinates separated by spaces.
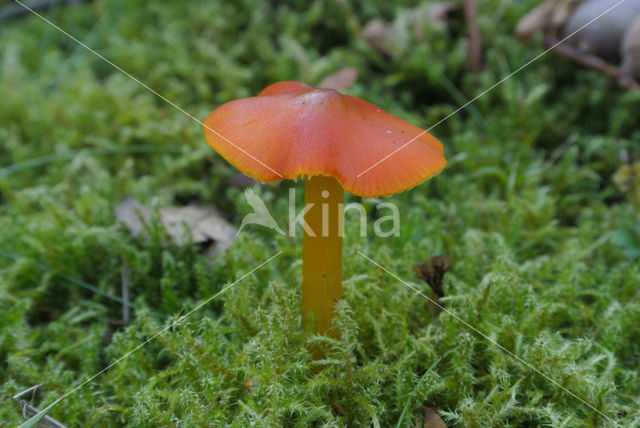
xmin=1 ymin=0 xmax=639 ymax=426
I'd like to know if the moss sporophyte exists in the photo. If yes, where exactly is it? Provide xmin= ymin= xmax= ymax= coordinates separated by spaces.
xmin=204 ymin=81 xmax=447 ymax=336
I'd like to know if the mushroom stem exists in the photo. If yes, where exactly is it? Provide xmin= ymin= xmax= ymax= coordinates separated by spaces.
xmin=302 ymin=175 xmax=343 ymax=335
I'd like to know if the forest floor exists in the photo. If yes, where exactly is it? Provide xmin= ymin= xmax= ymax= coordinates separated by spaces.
xmin=1 ymin=0 xmax=639 ymax=426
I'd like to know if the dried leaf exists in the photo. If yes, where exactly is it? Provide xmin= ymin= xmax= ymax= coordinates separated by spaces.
xmin=428 ymin=1 xmax=461 ymax=23
xmin=317 ymin=67 xmax=358 ymax=91
xmin=412 ymin=255 xmax=454 ymax=297
xmin=114 ymin=196 xmax=149 ymax=237
xmin=515 ymin=0 xmax=582 ymax=41
xmin=421 ymin=407 xmax=447 ymax=428
xmin=115 ymin=197 xmax=237 ymax=254
xmin=160 ymin=205 xmax=236 ymax=252
xmin=362 ymin=19 xmax=393 ymax=56
xmin=515 ymin=0 xmax=555 ymax=40
xmin=407 ymin=3 xmax=458 ymax=41
xmin=551 ymin=0 xmax=583 ymax=30
xmin=413 ymin=255 xmax=454 ymax=316
xmin=563 ymin=0 xmax=640 ymax=60
xmin=622 ymin=15 xmax=640 ymax=77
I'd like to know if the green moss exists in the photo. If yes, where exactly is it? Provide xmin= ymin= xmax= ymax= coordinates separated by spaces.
xmin=1 ymin=0 xmax=639 ymax=426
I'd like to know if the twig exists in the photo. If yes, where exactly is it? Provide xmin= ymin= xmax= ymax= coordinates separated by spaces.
xmin=13 ymin=385 xmax=68 ymax=428
xmin=546 ymin=34 xmax=640 ymax=91
xmin=463 ymin=0 xmax=483 ymax=73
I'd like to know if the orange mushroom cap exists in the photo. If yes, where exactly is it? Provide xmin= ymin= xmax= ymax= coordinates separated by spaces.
xmin=203 ymin=81 xmax=446 ymax=197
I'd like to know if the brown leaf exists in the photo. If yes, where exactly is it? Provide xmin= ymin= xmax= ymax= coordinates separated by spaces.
xmin=428 ymin=1 xmax=461 ymax=23
xmin=622 ymin=15 xmax=640 ymax=78
xmin=160 ymin=205 xmax=236 ymax=252
xmin=407 ymin=3 xmax=459 ymax=41
xmin=317 ymin=67 xmax=358 ymax=91
xmin=421 ymin=407 xmax=448 ymax=428
xmin=413 ymin=255 xmax=453 ymax=317
xmin=563 ymin=0 xmax=640 ymax=61
xmin=115 ymin=197 xmax=237 ymax=254
xmin=412 ymin=255 xmax=454 ymax=298
xmin=114 ymin=196 xmax=150 ymax=238
xmin=515 ymin=0 xmax=556 ymax=41
xmin=551 ymin=0 xmax=583 ymax=30
xmin=362 ymin=19 xmax=393 ymax=56
xmin=515 ymin=0 xmax=582 ymax=41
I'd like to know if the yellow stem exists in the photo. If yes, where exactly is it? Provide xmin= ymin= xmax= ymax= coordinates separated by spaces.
xmin=302 ymin=176 xmax=343 ymax=335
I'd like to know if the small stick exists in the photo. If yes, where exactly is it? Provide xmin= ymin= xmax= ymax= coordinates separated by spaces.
xmin=546 ymin=34 xmax=640 ymax=91
xmin=12 ymin=384 xmax=69 ymax=428
xmin=464 ymin=0 xmax=483 ymax=73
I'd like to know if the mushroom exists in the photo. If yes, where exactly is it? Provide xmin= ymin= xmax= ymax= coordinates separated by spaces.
xmin=203 ymin=81 xmax=447 ymax=335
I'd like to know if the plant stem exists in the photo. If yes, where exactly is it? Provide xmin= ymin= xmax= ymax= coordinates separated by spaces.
xmin=302 ymin=176 xmax=343 ymax=335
